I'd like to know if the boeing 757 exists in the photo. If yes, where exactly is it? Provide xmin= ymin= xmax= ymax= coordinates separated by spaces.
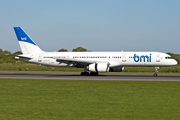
xmin=13 ymin=27 xmax=177 ymax=76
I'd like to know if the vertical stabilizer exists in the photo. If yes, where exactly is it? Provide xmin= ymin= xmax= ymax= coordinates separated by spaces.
xmin=14 ymin=27 xmax=43 ymax=54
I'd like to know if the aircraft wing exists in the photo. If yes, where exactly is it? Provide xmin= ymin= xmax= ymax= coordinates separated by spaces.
xmin=55 ymin=58 xmax=94 ymax=67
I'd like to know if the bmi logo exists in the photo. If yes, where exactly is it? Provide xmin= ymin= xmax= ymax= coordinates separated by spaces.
xmin=134 ymin=54 xmax=151 ymax=62
xmin=21 ymin=37 xmax=27 ymax=40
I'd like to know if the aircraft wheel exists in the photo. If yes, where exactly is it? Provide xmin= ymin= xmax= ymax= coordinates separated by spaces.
xmin=85 ymin=72 xmax=89 ymax=76
xmin=95 ymin=72 xmax=99 ymax=76
xmin=90 ymin=72 xmax=99 ymax=76
xmin=153 ymin=73 xmax=157 ymax=76
xmin=81 ymin=72 xmax=85 ymax=76
xmin=81 ymin=72 xmax=89 ymax=76
xmin=90 ymin=72 xmax=94 ymax=76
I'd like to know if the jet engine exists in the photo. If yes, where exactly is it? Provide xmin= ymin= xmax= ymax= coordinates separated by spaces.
xmin=87 ymin=63 xmax=109 ymax=72
xmin=109 ymin=66 xmax=124 ymax=72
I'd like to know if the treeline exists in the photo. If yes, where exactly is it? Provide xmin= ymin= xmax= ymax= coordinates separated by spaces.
xmin=0 ymin=48 xmax=179 ymax=65
xmin=58 ymin=47 xmax=91 ymax=52
xmin=0 ymin=48 xmax=22 ymax=63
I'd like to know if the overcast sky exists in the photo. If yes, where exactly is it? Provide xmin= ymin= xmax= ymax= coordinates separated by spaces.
xmin=1 ymin=0 xmax=180 ymax=53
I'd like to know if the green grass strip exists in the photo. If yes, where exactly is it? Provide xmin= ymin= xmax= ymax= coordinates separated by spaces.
xmin=0 ymin=79 xmax=180 ymax=120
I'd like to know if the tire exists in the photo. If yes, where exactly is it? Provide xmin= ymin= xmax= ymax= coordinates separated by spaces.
xmin=90 ymin=72 xmax=98 ymax=76
xmin=85 ymin=72 xmax=89 ymax=76
xmin=81 ymin=72 xmax=85 ymax=76
xmin=153 ymin=73 xmax=157 ymax=76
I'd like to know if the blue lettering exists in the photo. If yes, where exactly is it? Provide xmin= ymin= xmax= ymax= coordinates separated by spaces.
xmin=134 ymin=54 xmax=151 ymax=62
xmin=140 ymin=55 xmax=148 ymax=62
xmin=134 ymin=54 xmax=139 ymax=62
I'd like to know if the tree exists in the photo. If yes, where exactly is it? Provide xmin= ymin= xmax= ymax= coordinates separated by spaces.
xmin=3 ymin=50 xmax=11 ymax=55
xmin=58 ymin=49 xmax=68 ymax=52
xmin=0 ymin=48 xmax=2 ymax=53
xmin=72 ymin=47 xmax=89 ymax=52
xmin=13 ymin=51 xmax=22 ymax=55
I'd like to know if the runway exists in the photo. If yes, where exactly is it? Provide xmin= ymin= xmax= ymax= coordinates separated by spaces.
xmin=0 ymin=73 xmax=180 ymax=81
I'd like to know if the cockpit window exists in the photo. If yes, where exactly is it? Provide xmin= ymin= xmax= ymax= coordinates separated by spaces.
xmin=165 ymin=57 xmax=173 ymax=59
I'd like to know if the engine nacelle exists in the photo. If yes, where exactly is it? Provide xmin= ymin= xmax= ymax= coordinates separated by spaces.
xmin=87 ymin=63 xmax=109 ymax=72
xmin=109 ymin=66 xmax=124 ymax=72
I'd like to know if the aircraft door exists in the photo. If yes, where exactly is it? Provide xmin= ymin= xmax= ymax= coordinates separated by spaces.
xmin=38 ymin=53 xmax=42 ymax=62
xmin=122 ymin=54 xmax=126 ymax=62
xmin=156 ymin=54 xmax=160 ymax=62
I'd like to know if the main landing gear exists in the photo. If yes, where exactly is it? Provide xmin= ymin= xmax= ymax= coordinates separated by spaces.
xmin=80 ymin=72 xmax=98 ymax=76
xmin=81 ymin=72 xmax=89 ymax=76
xmin=80 ymin=67 xmax=98 ymax=76
xmin=153 ymin=67 xmax=160 ymax=76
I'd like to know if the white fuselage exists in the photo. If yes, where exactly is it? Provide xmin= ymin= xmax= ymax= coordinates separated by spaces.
xmin=18 ymin=51 xmax=177 ymax=68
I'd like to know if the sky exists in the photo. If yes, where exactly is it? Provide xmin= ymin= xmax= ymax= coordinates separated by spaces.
xmin=1 ymin=0 xmax=180 ymax=53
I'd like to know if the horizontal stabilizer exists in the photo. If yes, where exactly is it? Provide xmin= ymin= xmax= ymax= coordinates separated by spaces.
xmin=7 ymin=54 xmax=33 ymax=59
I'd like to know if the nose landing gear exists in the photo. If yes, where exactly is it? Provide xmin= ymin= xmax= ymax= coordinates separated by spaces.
xmin=153 ymin=67 xmax=160 ymax=76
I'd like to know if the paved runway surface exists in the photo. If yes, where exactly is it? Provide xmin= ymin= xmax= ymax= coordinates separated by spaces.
xmin=0 ymin=73 xmax=180 ymax=81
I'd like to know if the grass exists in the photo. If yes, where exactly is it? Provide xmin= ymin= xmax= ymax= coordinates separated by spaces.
xmin=0 ymin=79 xmax=180 ymax=120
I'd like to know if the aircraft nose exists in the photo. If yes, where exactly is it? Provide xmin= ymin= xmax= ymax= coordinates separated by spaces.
xmin=173 ymin=59 xmax=178 ymax=65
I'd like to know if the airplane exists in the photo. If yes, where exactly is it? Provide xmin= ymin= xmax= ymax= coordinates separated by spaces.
xmin=13 ymin=27 xmax=177 ymax=76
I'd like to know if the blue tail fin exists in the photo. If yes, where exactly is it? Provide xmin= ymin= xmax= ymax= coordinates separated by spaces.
xmin=14 ymin=27 xmax=42 ymax=54
xmin=14 ymin=27 xmax=37 ymax=46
